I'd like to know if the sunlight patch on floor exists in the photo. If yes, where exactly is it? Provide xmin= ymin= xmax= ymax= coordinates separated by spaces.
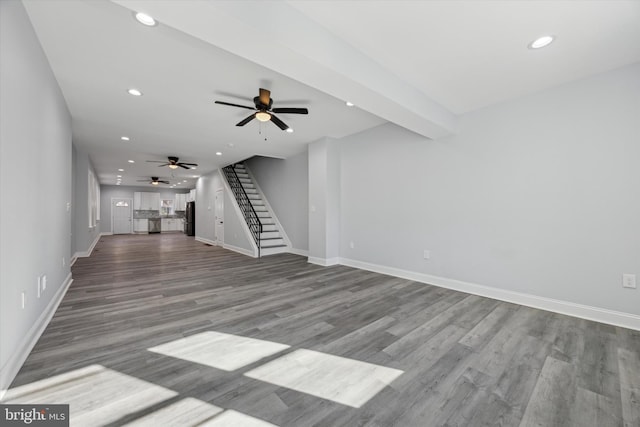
xmin=147 ymin=331 xmax=290 ymax=371
xmin=245 ymin=348 xmax=404 ymax=408
xmin=3 ymin=365 xmax=178 ymax=426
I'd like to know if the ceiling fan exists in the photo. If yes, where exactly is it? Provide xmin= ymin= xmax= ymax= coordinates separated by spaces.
xmin=215 ymin=88 xmax=308 ymax=131
xmin=146 ymin=156 xmax=198 ymax=170
xmin=137 ymin=176 xmax=170 ymax=186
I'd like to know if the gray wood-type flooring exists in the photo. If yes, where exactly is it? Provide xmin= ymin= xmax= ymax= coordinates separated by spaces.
xmin=5 ymin=234 xmax=640 ymax=426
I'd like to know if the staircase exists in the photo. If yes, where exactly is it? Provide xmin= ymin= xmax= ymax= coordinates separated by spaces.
xmin=222 ymin=163 xmax=288 ymax=257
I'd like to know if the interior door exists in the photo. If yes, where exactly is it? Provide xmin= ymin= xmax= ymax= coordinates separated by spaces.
xmin=112 ymin=198 xmax=132 ymax=234
xmin=215 ymin=189 xmax=224 ymax=244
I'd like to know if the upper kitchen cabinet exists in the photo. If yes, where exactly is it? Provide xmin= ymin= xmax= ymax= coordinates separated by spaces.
xmin=174 ymin=193 xmax=187 ymax=211
xmin=134 ymin=192 xmax=161 ymax=211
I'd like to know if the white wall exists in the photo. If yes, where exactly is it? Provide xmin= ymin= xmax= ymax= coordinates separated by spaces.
xmin=0 ymin=0 xmax=72 ymax=393
xmin=245 ymin=152 xmax=309 ymax=252
xmin=73 ymin=146 xmax=100 ymax=256
xmin=339 ymin=63 xmax=640 ymax=317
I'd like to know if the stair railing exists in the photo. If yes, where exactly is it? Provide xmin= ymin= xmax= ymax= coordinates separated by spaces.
xmin=222 ymin=164 xmax=262 ymax=258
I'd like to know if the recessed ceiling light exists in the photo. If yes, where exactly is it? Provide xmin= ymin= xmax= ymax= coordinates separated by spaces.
xmin=128 ymin=160 xmax=135 ymax=163
xmin=117 ymin=175 xmax=122 ymax=178
xmin=134 ymin=12 xmax=157 ymax=27
xmin=121 ymin=136 xmax=130 ymax=141
xmin=216 ymin=152 xmax=222 ymax=156
xmin=118 ymin=168 xmax=124 ymax=172
xmin=226 ymin=143 xmax=235 ymax=148
xmin=286 ymin=128 xmax=293 ymax=133
xmin=192 ymin=175 xmax=199 ymax=178
xmin=127 ymin=88 xmax=143 ymax=96
xmin=191 ymin=166 xmax=197 ymax=170
xmin=183 ymin=180 xmax=187 ymax=183
xmin=345 ymin=101 xmax=354 ymax=107
xmin=528 ymin=35 xmax=555 ymax=49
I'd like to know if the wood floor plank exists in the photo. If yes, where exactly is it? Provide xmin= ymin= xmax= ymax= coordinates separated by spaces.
xmin=3 ymin=233 xmax=637 ymax=427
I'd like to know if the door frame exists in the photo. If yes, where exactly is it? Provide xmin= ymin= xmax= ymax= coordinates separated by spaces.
xmin=111 ymin=197 xmax=133 ymax=234
xmin=215 ymin=189 xmax=224 ymax=245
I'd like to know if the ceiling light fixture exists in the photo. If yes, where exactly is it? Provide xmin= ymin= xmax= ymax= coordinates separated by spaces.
xmin=216 ymin=152 xmax=222 ymax=156
xmin=528 ymin=35 xmax=555 ymax=49
xmin=134 ymin=12 xmax=157 ymax=27
xmin=255 ymin=111 xmax=271 ymax=122
xmin=127 ymin=88 xmax=142 ymax=96
xmin=286 ymin=128 xmax=293 ymax=133
xmin=118 ymin=168 xmax=124 ymax=172
xmin=128 ymin=160 xmax=135 ymax=163
xmin=151 ymin=181 xmax=159 ymax=186
xmin=191 ymin=167 xmax=197 ymax=170
xmin=346 ymin=101 xmax=354 ymax=107
xmin=117 ymin=175 xmax=122 ymax=178
xmin=169 ymin=164 xmax=178 ymax=170
xmin=121 ymin=136 xmax=130 ymax=141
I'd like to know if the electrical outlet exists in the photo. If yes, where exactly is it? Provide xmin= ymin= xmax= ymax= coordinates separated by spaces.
xmin=623 ymin=274 xmax=636 ymax=289
xmin=21 ymin=292 xmax=25 ymax=309
xmin=37 ymin=276 xmax=41 ymax=298
xmin=62 ymin=257 xmax=66 ymax=267
xmin=423 ymin=250 xmax=430 ymax=260
xmin=42 ymin=275 xmax=47 ymax=291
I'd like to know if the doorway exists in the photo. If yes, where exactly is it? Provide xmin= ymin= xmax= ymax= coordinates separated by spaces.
xmin=215 ymin=189 xmax=224 ymax=245
xmin=112 ymin=198 xmax=133 ymax=234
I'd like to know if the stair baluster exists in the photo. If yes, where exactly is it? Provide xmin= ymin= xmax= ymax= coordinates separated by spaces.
xmin=222 ymin=164 xmax=262 ymax=258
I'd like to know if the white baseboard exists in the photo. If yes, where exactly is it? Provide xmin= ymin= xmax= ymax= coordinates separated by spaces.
xmin=195 ymin=236 xmax=217 ymax=246
xmin=223 ymin=243 xmax=256 ymax=258
xmin=0 ymin=273 xmax=73 ymax=400
xmin=289 ymin=248 xmax=309 ymax=257
xmin=72 ymin=231 xmax=105 ymax=261
xmin=339 ymin=257 xmax=640 ymax=331
xmin=308 ymin=256 xmax=340 ymax=267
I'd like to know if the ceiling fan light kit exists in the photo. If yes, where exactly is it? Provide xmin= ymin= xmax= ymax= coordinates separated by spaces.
xmin=215 ymin=88 xmax=308 ymax=132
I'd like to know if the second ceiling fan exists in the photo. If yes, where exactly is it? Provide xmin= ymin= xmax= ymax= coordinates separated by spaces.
xmin=215 ymin=88 xmax=308 ymax=131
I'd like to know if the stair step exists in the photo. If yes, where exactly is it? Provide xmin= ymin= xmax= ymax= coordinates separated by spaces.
xmin=253 ymin=205 xmax=268 ymax=212
xmin=261 ymin=224 xmax=278 ymax=232
xmin=261 ymin=239 xmax=285 ymax=247
xmin=256 ymin=212 xmax=271 ymax=218
xmin=260 ymin=231 xmax=280 ymax=239
xmin=260 ymin=245 xmax=288 ymax=256
xmin=250 ymin=200 xmax=265 ymax=206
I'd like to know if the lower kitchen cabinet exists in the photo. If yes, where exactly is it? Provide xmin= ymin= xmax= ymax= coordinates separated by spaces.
xmin=161 ymin=218 xmax=184 ymax=232
xmin=133 ymin=219 xmax=148 ymax=233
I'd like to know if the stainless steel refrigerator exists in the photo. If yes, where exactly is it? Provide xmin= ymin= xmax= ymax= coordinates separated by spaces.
xmin=185 ymin=201 xmax=195 ymax=236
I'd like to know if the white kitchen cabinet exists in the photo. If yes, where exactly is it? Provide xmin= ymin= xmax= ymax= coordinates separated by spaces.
xmin=147 ymin=193 xmax=160 ymax=210
xmin=134 ymin=192 xmax=161 ymax=210
xmin=160 ymin=218 xmax=184 ymax=232
xmin=133 ymin=219 xmax=148 ymax=233
xmin=133 ymin=192 xmax=142 ymax=210
xmin=174 ymin=193 xmax=187 ymax=211
xmin=188 ymin=189 xmax=196 ymax=202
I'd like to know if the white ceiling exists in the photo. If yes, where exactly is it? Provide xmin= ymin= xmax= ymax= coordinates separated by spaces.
xmin=23 ymin=0 xmax=640 ymax=188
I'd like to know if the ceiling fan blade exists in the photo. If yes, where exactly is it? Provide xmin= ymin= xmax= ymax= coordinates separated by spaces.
xmin=178 ymin=162 xmax=198 ymax=166
xmin=159 ymin=180 xmax=170 ymax=184
xmin=146 ymin=160 xmax=168 ymax=164
xmin=270 ymin=114 xmax=289 ymax=131
xmin=236 ymin=114 xmax=256 ymax=127
xmin=259 ymin=88 xmax=271 ymax=106
xmin=272 ymin=107 xmax=308 ymax=114
xmin=178 ymin=164 xmax=191 ymax=169
xmin=215 ymin=101 xmax=256 ymax=111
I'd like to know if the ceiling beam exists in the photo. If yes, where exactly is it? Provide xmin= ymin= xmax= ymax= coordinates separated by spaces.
xmin=112 ymin=0 xmax=456 ymax=139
